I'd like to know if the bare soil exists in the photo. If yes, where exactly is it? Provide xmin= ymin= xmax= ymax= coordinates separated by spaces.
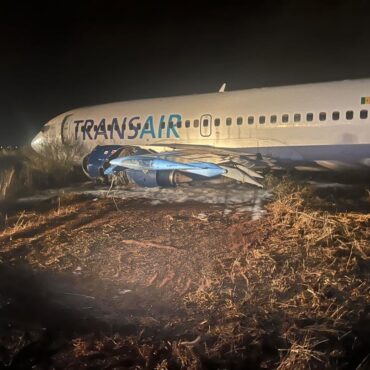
xmin=0 ymin=181 xmax=369 ymax=369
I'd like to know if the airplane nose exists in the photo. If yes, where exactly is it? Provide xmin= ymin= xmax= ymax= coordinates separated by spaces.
xmin=31 ymin=132 xmax=45 ymax=153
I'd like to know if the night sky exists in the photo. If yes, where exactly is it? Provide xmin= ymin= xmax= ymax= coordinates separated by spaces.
xmin=2 ymin=0 xmax=370 ymax=145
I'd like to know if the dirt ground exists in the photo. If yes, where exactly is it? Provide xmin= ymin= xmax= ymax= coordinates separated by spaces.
xmin=0 ymin=179 xmax=370 ymax=369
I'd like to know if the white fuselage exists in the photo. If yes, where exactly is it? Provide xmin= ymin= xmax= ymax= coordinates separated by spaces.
xmin=31 ymin=79 xmax=370 ymax=166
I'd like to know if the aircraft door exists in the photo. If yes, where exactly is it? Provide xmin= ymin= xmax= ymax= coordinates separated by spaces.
xmin=61 ymin=114 xmax=74 ymax=144
xmin=200 ymin=114 xmax=212 ymax=137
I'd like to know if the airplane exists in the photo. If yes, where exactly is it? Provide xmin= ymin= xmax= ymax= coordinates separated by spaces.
xmin=31 ymin=78 xmax=370 ymax=188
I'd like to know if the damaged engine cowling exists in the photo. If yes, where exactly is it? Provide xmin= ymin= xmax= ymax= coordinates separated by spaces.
xmin=82 ymin=145 xmax=124 ymax=179
xmin=124 ymin=169 xmax=192 ymax=187
xmin=82 ymin=145 xmax=192 ymax=187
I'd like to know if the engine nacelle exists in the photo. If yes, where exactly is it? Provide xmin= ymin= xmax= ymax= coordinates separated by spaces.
xmin=82 ymin=145 xmax=193 ymax=187
xmin=82 ymin=145 xmax=124 ymax=179
xmin=125 ymin=170 xmax=192 ymax=187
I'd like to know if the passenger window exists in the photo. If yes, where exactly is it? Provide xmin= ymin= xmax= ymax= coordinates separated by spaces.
xmin=185 ymin=120 xmax=190 ymax=128
xmin=226 ymin=117 xmax=232 ymax=126
xmin=294 ymin=113 xmax=301 ymax=122
xmin=360 ymin=110 xmax=368 ymax=119
xmin=332 ymin=111 xmax=340 ymax=120
xmin=319 ymin=112 xmax=326 ymax=121
xmin=282 ymin=114 xmax=289 ymax=123
xmin=346 ymin=110 xmax=354 ymax=120
xmin=270 ymin=115 xmax=277 ymax=124
xmin=248 ymin=116 xmax=254 ymax=125
xmin=306 ymin=113 xmax=313 ymax=122
xmin=194 ymin=119 xmax=199 ymax=127
xmin=259 ymin=116 xmax=265 ymax=124
xmin=203 ymin=119 xmax=209 ymax=127
xmin=177 ymin=121 xmax=182 ymax=128
xmin=215 ymin=118 xmax=220 ymax=126
xmin=237 ymin=117 xmax=243 ymax=125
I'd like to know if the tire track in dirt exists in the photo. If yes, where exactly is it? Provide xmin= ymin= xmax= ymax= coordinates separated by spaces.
xmin=2 ymin=197 xmax=239 ymax=305
xmin=0 ymin=199 xmax=117 ymax=261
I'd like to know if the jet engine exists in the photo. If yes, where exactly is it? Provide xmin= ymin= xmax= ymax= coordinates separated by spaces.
xmin=82 ymin=145 xmax=262 ymax=188
xmin=82 ymin=145 xmax=125 ymax=180
xmin=82 ymin=145 xmax=192 ymax=187
xmin=124 ymin=169 xmax=192 ymax=187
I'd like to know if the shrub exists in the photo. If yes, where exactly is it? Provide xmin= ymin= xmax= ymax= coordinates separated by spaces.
xmin=0 ymin=140 xmax=85 ymax=200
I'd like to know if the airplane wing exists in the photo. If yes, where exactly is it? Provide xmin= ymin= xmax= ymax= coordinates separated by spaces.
xmin=145 ymin=143 xmax=259 ymax=157
xmin=144 ymin=143 xmax=277 ymax=168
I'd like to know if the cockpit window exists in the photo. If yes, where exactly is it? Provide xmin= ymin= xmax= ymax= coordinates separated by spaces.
xmin=41 ymin=125 xmax=50 ymax=133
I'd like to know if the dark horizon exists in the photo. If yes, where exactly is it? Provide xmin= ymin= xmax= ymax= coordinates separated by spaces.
xmin=2 ymin=0 xmax=370 ymax=145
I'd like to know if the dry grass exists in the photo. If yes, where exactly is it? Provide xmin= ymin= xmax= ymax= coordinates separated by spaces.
xmin=277 ymin=335 xmax=326 ymax=370
xmin=0 ymin=178 xmax=369 ymax=369
xmin=0 ymin=141 xmax=84 ymax=200
xmin=27 ymin=139 xmax=84 ymax=182
xmin=182 ymin=178 xmax=370 ymax=368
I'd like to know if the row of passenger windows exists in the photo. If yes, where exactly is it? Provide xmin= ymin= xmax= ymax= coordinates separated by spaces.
xmin=81 ymin=109 xmax=369 ymax=132
xmin=171 ymin=109 xmax=368 ymax=128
